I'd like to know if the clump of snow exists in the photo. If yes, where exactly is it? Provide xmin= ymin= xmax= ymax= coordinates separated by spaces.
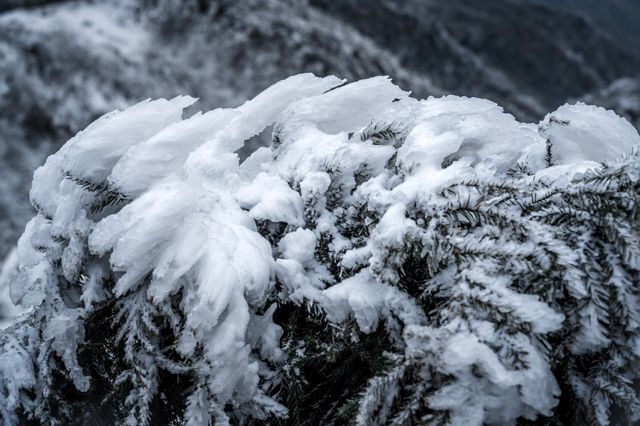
xmin=237 ymin=173 xmax=304 ymax=226
xmin=65 ymin=96 xmax=196 ymax=183
xmin=0 ymin=249 xmax=25 ymax=330
xmin=540 ymin=102 xmax=640 ymax=165
xmin=322 ymin=270 xmax=424 ymax=334
xmin=278 ymin=228 xmax=316 ymax=265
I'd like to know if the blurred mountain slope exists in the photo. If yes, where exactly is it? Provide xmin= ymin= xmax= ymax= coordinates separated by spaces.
xmin=526 ymin=0 xmax=640 ymax=53
xmin=311 ymin=0 xmax=640 ymax=120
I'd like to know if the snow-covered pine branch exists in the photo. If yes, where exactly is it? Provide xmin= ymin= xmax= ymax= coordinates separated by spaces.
xmin=0 ymin=74 xmax=638 ymax=425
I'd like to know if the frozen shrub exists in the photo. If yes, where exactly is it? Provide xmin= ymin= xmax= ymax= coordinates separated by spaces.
xmin=0 ymin=74 xmax=638 ymax=425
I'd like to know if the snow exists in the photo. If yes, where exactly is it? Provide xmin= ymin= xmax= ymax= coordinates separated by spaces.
xmin=393 ymin=96 xmax=547 ymax=198
xmin=428 ymin=328 xmax=559 ymax=424
xmin=275 ymin=256 xmax=331 ymax=306
xmin=278 ymin=76 xmax=410 ymax=135
xmin=237 ymin=173 xmax=304 ymax=226
xmin=183 ymin=74 xmax=344 ymax=177
xmin=540 ymin=102 xmax=640 ymax=165
xmin=0 ymin=249 xmax=24 ymax=330
xmin=462 ymin=267 xmax=565 ymax=334
xmin=111 ymin=107 xmax=240 ymax=196
xmin=9 ymin=217 xmax=49 ymax=308
xmin=0 ymin=325 xmax=37 ymax=419
xmin=322 ymin=270 xmax=388 ymax=333
xmin=278 ymin=228 xmax=316 ymax=266
xmin=322 ymin=269 xmax=424 ymax=333
xmin=64 ymin=96 xmax=195 ymax=183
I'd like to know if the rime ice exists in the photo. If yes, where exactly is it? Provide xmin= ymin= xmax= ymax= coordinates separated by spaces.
xmin=1 ymin=74 xmax=639 ymax=425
